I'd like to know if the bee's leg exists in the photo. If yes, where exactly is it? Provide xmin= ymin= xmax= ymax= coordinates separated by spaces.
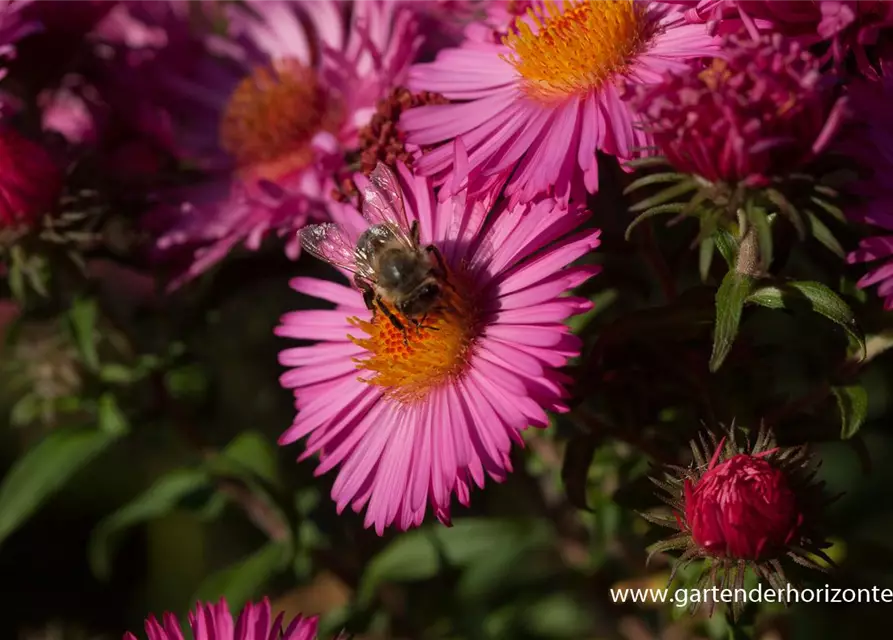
xmin=410 ymin=314 xmax=440 ymax=333
xmin=425 ymin=244 xmax=458 ymax=292
xmin=410 ymin=220 xmax=421 ymax=245
xmin=356 ymin=277 xmax=376 ymax=311
xmin=377 ymin=298 xmax=410 ymax=344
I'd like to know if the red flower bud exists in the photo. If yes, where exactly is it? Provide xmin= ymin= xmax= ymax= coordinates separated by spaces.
xmin=0 ymin=126 xmax=62 ymax=229
xmin=644 ymin=426 xmax=835 ymax=619
xmin=684 ymin=451 xmax=802 ymax=560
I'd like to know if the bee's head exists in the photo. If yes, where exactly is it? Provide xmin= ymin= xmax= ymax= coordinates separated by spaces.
xmin=400 ymin=281 xmax=442 ymax=317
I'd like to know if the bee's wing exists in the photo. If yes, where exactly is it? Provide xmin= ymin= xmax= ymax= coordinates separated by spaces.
xmin=298 ymin=223 xmax=376 ymax=282
xmin=361 ymin=163 xmax=414 ymax=245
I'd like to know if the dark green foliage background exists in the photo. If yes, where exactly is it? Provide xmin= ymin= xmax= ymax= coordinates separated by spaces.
xmin=3 ymin=154 xmax=893 ymax=640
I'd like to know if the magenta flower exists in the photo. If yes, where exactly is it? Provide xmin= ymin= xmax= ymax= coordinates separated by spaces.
xmin=684 ymin=452 xmax=800 ymax=560
xmin=0 ymin=0 xmax=41 ymax=77
xmin=115 ymin=0 xmax=421 ymax=289
xmin=635 ymin=32 xmax=848 ymax=188
xmin=0 ymin=121 xmax=62 ymax=229
xmin=21 ymin=0 xmax=115 ymax=36
xmin=400 ymin=0 xmax=718 ymax=206
xmin=124 ymin=598 xmax=321 ymax=640
xmin=820 ymin=1 xmax=893 ymax=78
xmin=845 ymin=68 xmax=893 ymax=308
xmin=677 ymin=0 xmax=893 ymax=77
xmin=673 ymin=0 xmax=828 ymax=38
xmin=277 ymin=157 xmax=600 ymax=533
xmin=644 ymin=426 xmax=833 ymax=618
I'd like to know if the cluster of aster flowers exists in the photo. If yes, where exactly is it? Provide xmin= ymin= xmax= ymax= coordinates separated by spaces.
xmin=5 ymin=0 xmax=893 ymax=631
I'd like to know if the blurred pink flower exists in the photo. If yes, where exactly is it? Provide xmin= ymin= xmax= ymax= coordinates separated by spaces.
xmin=0 ymin=0 xmax=40 ymax=78
xmin=676 ymin=0 xmax=893 ymax=77
xmin=21 ymin=0 xmax=115 ymax=36
xmin=777 ymin=0 xmax=893 ymax=71
xmin=0 ymin=121 xmax=62 ymax=228
xmin=124 ymin=598 xmax=321 ymax=640
xmin=38 ymin=74 xmax=104 ymax=145
xmin=112 ymin=0 xmax=421 ymax=289
xmin=401 ymin=0 xmax=718 ymax=206
xmin=277 ymin=158 xmax=599 ymax=533
xmin=634 ymin=32 xmax=848 ymax=187
xmin=845 ymin=67 xmax=893 ymax=308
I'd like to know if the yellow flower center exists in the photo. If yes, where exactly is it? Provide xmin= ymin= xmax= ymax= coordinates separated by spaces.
xmin=220 ymin=58 xmax=341 ymax=181
xmin=348 ymin=269 xmax=482 ymax=404
xmin=502 ymin=0 xmax=653 ymax=102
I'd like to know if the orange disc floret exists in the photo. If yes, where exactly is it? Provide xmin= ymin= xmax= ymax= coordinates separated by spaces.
xmin=348 ymin=268 xmax=482 ymax=403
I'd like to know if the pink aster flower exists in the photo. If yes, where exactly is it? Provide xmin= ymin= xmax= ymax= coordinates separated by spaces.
xmin=677 ymin=0 xmax=893 ymax=78
xmin=634 ymin=32 xmax=848 ymax=187
xmin=277 ymin=156 xmax=600 ymax=533
xmin=118 ymin=0 xmax=422 ymax=288
xmin=400 ymin=0 xmax=718 ymax=206
xmin=124 ymin=598 xmax=322 ymax=640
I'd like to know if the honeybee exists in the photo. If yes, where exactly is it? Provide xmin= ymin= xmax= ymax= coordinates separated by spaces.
xmin=298 ymin=162 xmax=450 ymax=336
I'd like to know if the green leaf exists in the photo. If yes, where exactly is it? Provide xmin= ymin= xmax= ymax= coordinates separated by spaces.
xmin=99 ymin=364 xmax=143 ymax=385
xmin=805 ymin=210 xmax=845 ymax=258
xmin=810 ymin=195 xmax=845 ymax=222
xmin=9 ymin=393 xmax=40 ymax=427
xmin=710 ymin=271 xmax=755 ymax=372
xmin=434 ymin=518 xmax=551 ymax=566
xmin=191 ymin=541 xmax=291 ymax=612
xmin=66 ymin=297 xmax=100 ymax=371
xmin=164 ymin=363 xmax=209 ymax=402
xmin=832 ymin=385 xmax=868 ymax=439
xmin=89 ymin=468 xmax=211 ymax=580
xmin=358 ymin=529 xmax=440 ymax=604
xmin=746 ymin=281 xmax=865 ymax=359
xmin=624 ymin=203 xmax=688 ymax=240
xmin=699 ymin=236 xmax=715 ymax=283
xmin=622 ymin=172 xmax=688 ymax=195
xmin=715 ymin=229 xmax=737 ymax=269
xmin=97 ymin=393 xmax=129 ymax=436
xmin=624 ymin=156 xmax=671 ymax=170
xmin=766 ymin=188 xmax=805 ymax=238
xmin=0 ymin=426 xmax=121 ymax=547
xmin=561 ymin=434 xmax=596 ymax=511
xmin=217 ymin=431 xmax=281 ymax=487
xmin=629 ymin=179 xmax=697 ymax=213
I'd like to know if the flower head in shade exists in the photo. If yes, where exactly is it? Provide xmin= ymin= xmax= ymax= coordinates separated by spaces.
xmin=819 ymin=1 xmax=893 ymax=78
xmin=400 ymin=0 xmax=718 ymax=206
xmin=626 ymin=33 xmax=850 ymax=269
xmin=844 ymin=67 xmax=893 ymax=308
xmin=0 ymin=0 xmax=40 ymax=77
xmin=643 ymin=425 xmax=834 ymax=619
xmin=676 ymin=0 xmax=893 ymax=78
xmin=124 ymin=598 xmax=324 ymax=640
xmin=277 ymin=157 xmax=600 ymax=533
xmin=116 ymin=0 xmax=422 ymax=288
xmin=636 ymin=33 xmax=847 ymax=187
xmin=0 ymin=121 xmax=62 ymax=230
